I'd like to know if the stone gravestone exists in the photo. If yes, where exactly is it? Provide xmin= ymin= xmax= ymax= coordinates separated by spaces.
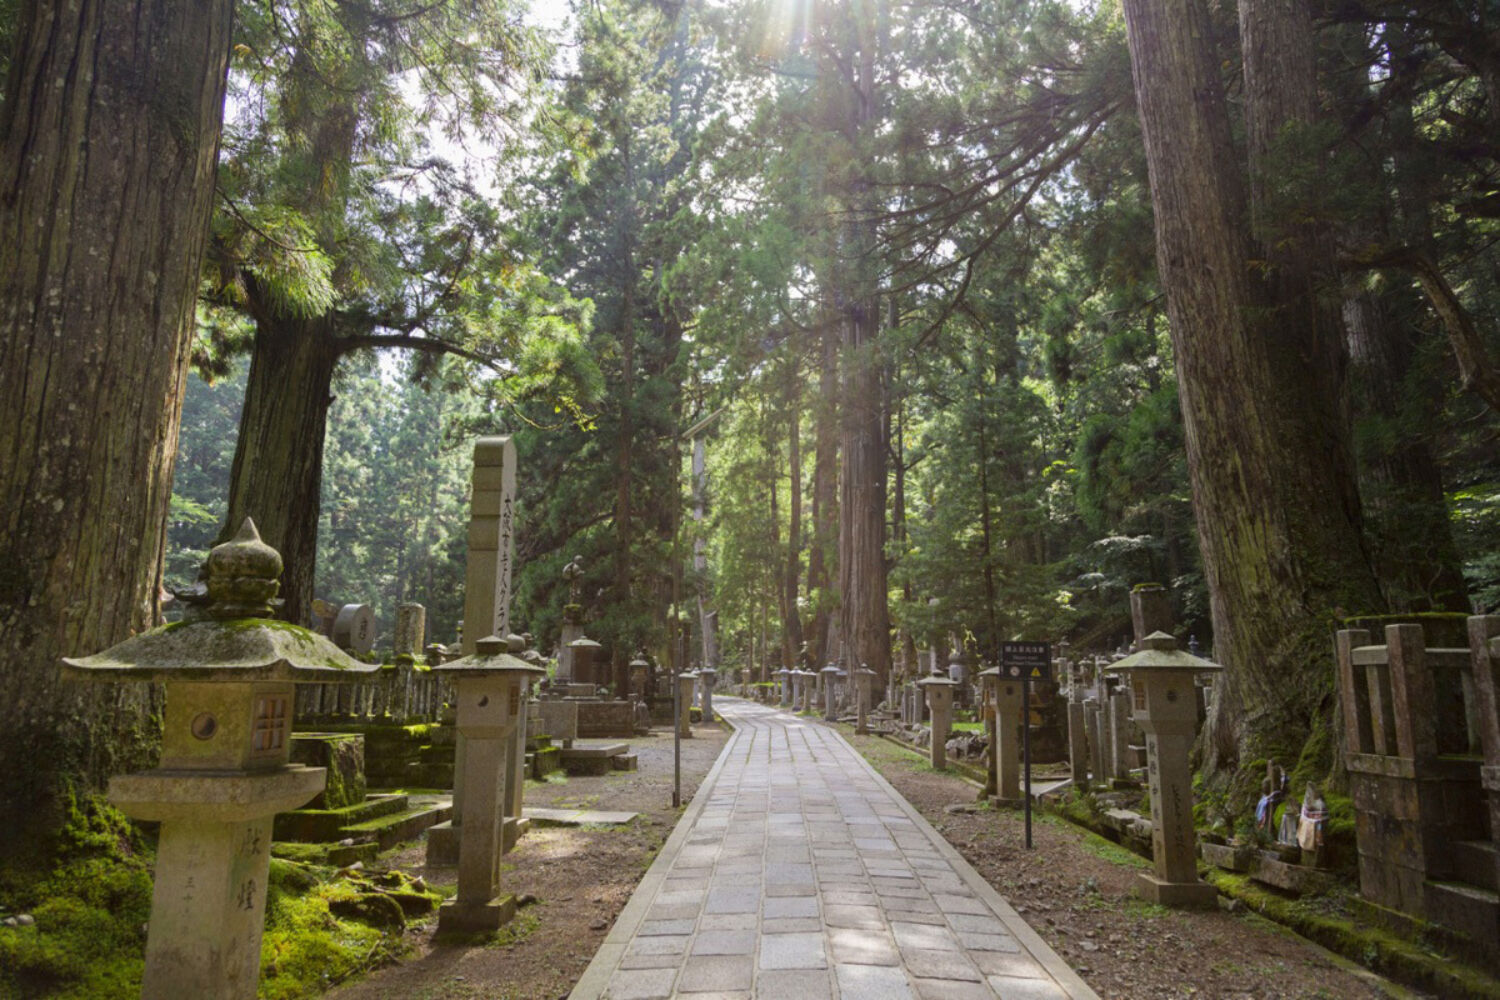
xmin=394 ymin=603 xmax=426 ymax=659
xmin=332 ymin=603 xmax=375 ymax=654
xmin=428 ymin=437 xmax=519 ymax=867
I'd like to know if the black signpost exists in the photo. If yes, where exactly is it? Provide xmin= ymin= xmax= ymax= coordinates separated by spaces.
xmin=1000 ymin=641 xmax=1052 ymax=849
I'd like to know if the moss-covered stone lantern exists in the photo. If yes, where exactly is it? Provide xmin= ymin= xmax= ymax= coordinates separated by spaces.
xmin=776 ymin=665 xmax=793 ymax=707
xmin=917 ymin=674 xmax=960 ymax=769
xmin=1105 ymin=631 xmax=1221 ymax=907
xmin=629 ymin=653 xmax=650 ymax=703
xmin=697 ymin=665 xmax=718 ymax=720
xmin=433 ymin=634 xmax=544 ymax=933
xmin=61 ymin=519 xmax=376 ymax=999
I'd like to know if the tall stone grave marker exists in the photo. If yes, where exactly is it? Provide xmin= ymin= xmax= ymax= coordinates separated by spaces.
xmin=429 ymin=437 xmax=518 ymax=866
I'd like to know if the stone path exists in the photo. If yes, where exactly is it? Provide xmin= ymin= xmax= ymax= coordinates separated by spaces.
xmin=570 ymin=700 xmax=1098 ymax=999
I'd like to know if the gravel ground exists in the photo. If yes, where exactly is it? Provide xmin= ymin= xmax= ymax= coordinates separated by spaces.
xmin=325 ymin=723 xmax=730 ymax=1000
xmin=843 ymin=727 xmax=1426 ymax=1000
xmin=322 ymin=708 xmax=1424 ymax=1000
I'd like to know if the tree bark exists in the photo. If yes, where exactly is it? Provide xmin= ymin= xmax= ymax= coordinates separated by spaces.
xmin=218 ymin=320 xmax=342 ymax=626
xmin=807 ymin=319 xmax=839 ymax=667
xmin=1119 ymin=0 xmax=1385 ymax=770
xmin=782 ymin=366 xmax=805 ymax=669
xmin=0 ymin=0 xmax=233 ymax=847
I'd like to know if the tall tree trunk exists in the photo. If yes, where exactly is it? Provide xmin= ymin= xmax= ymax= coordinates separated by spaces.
xmin=782 ymin=367 xmax=805 ymax=668
xmin=1119 ymin=0 xmax=1385 ymax=771
xmin=807 ymin=320 xmax=839 ymax=667
xmin=0 ymin=0 xmax=233 ymax=849
xmin=838 ymin=297 xmax=892 ymax=682
xmin=219 ymin=320 xmax=342 ymax=626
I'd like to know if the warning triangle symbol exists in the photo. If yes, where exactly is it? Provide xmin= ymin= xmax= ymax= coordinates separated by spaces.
xmin=1030 ymin=667 xmax=1043 ymax=677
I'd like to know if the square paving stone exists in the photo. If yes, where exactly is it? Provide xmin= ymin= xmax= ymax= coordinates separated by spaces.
xmin=932 ymin=893 xmax=987 ymax=914
xmin=959 ymin=932 xmax=1022 ymax=953
xmin=765 ymin=896 xmax=819 ymax=918
xmin=834 ymin=963 xmax=916 ymax=1000
xmin=700 ymin=913 xmax=758 ymax=930
xmin=619 ymin=954 xmax=687 ymax=970
xmin=678 ymin=955 xmax=754 ymax=992
xmin=603 ymin=968 xmax=676 ymax=999
xmin=822 ymin=889 xmax=878 ymax=906
xmin=827 ymin=927 xmax=899 ymax=966
xmin=824 ymin=904 xmax=883 ymax=929
xmin=639 ymin=919 xmax=696 ymax=936
xmin=903 ymin=949 xmax=982 ymax=982
xmin=913 ymin=978 xmax=994 ymax=1000
xmin=762 ymin=917 xmax=823 ymax=933
xmin=985 ymin=975 xmax=1069 ymax=998
xmin=627 ymin=935 xmax=690 ymax=957
xmin=948 ymin=913 xmax=1007 ymax=934
xmin=759 ymin=932 xmax=828 ymax=970
xmin=755 ymin=969 xmax=836 ymax=1000
xmin=891 ymin=922 xmax=960 ymax=952
xmin=768 ymin=864 xmax=815 ymax=885
xmin=706 ymin=888 xmax=761 ymax=913
xmin=973 ymin=952 xmax=1048 ymax=978
xmin=692 ymin=929 xmax=757 ymax=955
xmin=647 ymin=904 xmax=701 ymax=921
xmin=765 ymin=884 xmax=818 ymax=897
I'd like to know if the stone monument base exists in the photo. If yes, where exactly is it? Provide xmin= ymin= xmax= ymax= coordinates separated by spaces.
xmin=1136 ymin=873 xmax=1218 ymax=908
xmin=437 ymin=894 xmax=517 ymax=935
xmin=426 ymin=821 xmax=458 ymax=866
xmin=988 ymin=795 xmax=1026 ymax=808
xmin=502 ymin=816 xmax=529 ymax=852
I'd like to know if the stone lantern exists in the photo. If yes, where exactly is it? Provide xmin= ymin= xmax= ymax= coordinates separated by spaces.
xmin=978 ymin=668 xmax=1026 ymax=803
xmin=777 ymin=666 xmax=793 ymax=707
xmin=568 ymin=636 xmax=602 ymax=689
xmin=677 ymin=670 xmax=697 ymax=737
xmin=821 ymin=663 xmax=842 ymax=720
xmin=854 ymin=666 xmax=877 ymax=734
xmin=917 ymin=674 xmax=960 ymax=769
xmin=433 ymin=634 xmax=544 ymax=933
xmin=629 ymin=653 xmax=650 ymax=703
xmin=798 ymin=669 xmax=816 ymax=713
xmin=62 ymin=519 xmax=377 ymax=999
xmin=697 ymin=666 xmax=717 ymax=720
xmin=1105 ymin=631 xmax=1221 ymax=907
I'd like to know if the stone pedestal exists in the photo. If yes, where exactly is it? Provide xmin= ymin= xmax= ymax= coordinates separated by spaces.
xmin=821 ymin=664 xmax=841 ymax=720
xmin=1109 ymin=688 xmax=1134 ymax=778
xmin=678 ymin=672 xmax=697 ymax=737
xmin=1107 ymin=633 xmax=1220 ymax=908
xmin=854 ymin=668 xmax=876 ymax=734
xmin=1084 ymin=698 xmax=1104 ymax=787
xmin=992 ymin=676 xmax=1024 ymax=803
xmin=698 ymin=667 xmax=717 ymax=721
xmin=918 ymin=675 xmax=959 ymax=770
xmin=435 ymin=637 xmax=543 ymax=935
xmin=395 ymin=603 xmax=426 ymax=660
xmin=1067 ymin=699 xmax=1089 ymax=787
xmin=557 ymin=622 xmax=584 ymax=682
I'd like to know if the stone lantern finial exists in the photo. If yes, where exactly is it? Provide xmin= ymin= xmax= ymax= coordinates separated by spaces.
xmin=181 ymin=517 xmax=283 ymax=621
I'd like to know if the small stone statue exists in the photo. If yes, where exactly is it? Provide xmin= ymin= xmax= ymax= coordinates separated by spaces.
xmin=1255 ymin=761 xmax=1287 ymax=840
xmin=562 ymin=554 xmax=584 ymax=603
xmin=1296 ymin=783 xmax=1328 ymax=865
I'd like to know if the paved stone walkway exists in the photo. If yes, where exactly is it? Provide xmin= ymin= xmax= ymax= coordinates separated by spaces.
xmin=571 ymin=700 xmax=1098 ymax=1000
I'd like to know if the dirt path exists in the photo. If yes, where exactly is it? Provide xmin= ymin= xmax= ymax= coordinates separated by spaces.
xmin=843 ymin=728 xmax=1423 ymax=1000
xmin=327 ymin=724 xmax=729 ymax=1000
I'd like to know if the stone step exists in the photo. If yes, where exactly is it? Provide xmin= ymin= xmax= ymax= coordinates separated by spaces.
xmin=1425 ymin=880 xmax=1500 ymax=949
xmin=341 ymin=801 xmax=453 ymax=852
xmin=273 ymin=792 xmax=410 ymax=842
xmin=611 ymin=752 xmax=639 ymax=772
xmin=528 ymin=746 xmax=562 ymax=780
xmin=560 ymin=742 xmax=631 ymax=776
xmin=1452 ymin=840 xmax=1500 ymax=892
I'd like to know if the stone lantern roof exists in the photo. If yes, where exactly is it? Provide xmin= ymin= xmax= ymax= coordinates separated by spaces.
xmin=62 ymin=519 xmax=375 ymax=683
xmin=629 ymin=652 xmax=650 ymax=669
xmin=434 ymin=635 xmax=545 ymax=676
xmin=916 ymin=674 xmax=959 ymax=688
xmin=1104 ymin=631 xmax=1221 ymax=674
